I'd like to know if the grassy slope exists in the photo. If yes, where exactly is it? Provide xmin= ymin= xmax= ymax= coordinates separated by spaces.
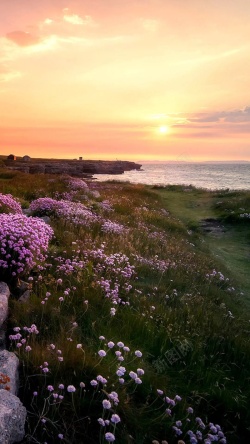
xmin=154 ymin=186 xmax=250 ymax=302
xmin=1 ymin=172 xmax=250 ymax=443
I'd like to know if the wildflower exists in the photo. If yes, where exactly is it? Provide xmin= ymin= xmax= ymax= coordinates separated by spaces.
xmin=108 ymin=391 xmax=119 ymax=404
xmin=33 ymin=391 xmax=38 ymax=397
xmin=47 ymin=385 xmax=54 ymax=392
xmin=58 ymin=434 xmax=64 ymax=439
xmin=90 ymin=380 xmax=98 ymax=387
xmin=129 ymin=371 xmax=137 ymax=380
xmin=135 ymin=350 xmax=142 ymax=357
xmin=123 ymin=346 xmax=130 ymax=352
xmin=116 ymin=366 xmax=126 ymax=377
xmin=108 ymin=341 xmax=115 ymax=348
xmin=98 ymin=418 xmax=105 ymax=427
xmin=209 ymin=424 xmax=217 ymax=434
xmin=76 ymin=344 xmax=82 ymax=349
xmin=58 ymin=384 xmax=64 ymax=390
xmin=111 ymin=414 xmax=121 ymax=424
xmin=13 ymin=327 xmax=21 ymax=332
xmin=99 ymin=335 xmax=105 ymax=340
xmin=67 ymin=385 xmax=76 ymax=393
xmin=102 ymin=220 xmax=125 ymax=234
xmin=187 ymin=407 xmax=194 ymax=414
xmin=115 ymin=350 xmax=122 ymax=357
xmin=172 ymin=426 xmax=182 ymax=436
xmin=117 ymin=341 xmax=124 ymax=348
xmin=105 ymin=432 xmax=116 ymax=442
xmin=98 ymin=350 xmax=106 ymax=357
xmin=102 ymin=399 xmax=111 ymax=409
xmin=97 ymin=375 xmax=107 ymax=384
xmin=157 ymin=389 xmax=164 ymax=396
xmin=79 ymin=382 xmax=85 ymax=388
xmin=196 ymin=431 xmax=203 ymax=440
xmin=0 ymin=193 xmax=22 ymax=214
xmin=135 ymin=377 xmax=142 ymax=384
xmin=0 ymin=213 xmax=53 ymax=278
xmin=137 ymin=368 xmax=144 ymax=376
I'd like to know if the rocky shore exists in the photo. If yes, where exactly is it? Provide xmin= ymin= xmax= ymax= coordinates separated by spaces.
xmin=4 ymin=159 xmax=142 ymax=178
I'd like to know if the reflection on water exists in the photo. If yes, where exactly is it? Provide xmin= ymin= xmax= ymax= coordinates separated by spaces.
xmin=94 ymin=162 xmax=250 ymax=190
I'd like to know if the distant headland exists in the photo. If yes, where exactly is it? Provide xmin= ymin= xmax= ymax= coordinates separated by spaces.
xmin=1 ymin=155 xmax=142 ymax=177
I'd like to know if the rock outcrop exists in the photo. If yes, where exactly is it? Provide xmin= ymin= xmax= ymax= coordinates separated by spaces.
xmin=5 ymin=159 xmax=142 ymax=177
xmin=0 ymin=350 xmax=19 ymax=395
xmin=0 ymin=282 xmax=27 ymax=444
xmin=0 ymin=390 xmax=26 ymax=444
xmin=0 ymin=283 xmax=9 ymax=331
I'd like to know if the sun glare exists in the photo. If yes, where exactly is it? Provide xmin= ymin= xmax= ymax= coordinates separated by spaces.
xmin=158 ymin=125 xmax=169 ymax=135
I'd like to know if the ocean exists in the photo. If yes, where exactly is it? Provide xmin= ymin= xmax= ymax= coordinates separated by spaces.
xmin=94 ymin=162 xmax=250 ymax=191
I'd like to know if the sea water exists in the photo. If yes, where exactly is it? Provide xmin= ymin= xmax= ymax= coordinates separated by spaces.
xmin=94 ymin=162 xmax=250 ymax=191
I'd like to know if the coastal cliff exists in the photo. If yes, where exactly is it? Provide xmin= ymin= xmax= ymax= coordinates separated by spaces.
xmin=4 ymin=159 xmax=142 ymax=177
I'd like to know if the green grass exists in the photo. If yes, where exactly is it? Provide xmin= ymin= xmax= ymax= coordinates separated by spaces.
xmin=1 ymin=174 xmax=250 ymax=443
xmin=155 ymin=185 xmax=250 ymax=303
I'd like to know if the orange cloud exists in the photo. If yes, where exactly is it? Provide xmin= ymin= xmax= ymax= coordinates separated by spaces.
xmin=6 ymin=31 xmax=41 ymax=47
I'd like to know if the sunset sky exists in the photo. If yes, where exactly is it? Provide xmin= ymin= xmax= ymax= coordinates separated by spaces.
xmin=1 ymin=0 xmax=250 ymax=161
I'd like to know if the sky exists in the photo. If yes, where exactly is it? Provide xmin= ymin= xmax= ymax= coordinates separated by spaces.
xmin=1 ymin=0 xmax=250 ymax=162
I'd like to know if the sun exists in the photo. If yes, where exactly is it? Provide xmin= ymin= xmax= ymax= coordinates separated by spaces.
xmin=158 ymin=125 xmax=169 ymax=135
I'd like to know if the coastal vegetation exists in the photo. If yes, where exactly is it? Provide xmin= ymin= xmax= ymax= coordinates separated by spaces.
xmin=0 ymin=169 xmax=250 ymax=444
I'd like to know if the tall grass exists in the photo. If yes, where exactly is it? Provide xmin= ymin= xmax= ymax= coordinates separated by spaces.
xmin=0 ymin=172 xmax=249 ymax=443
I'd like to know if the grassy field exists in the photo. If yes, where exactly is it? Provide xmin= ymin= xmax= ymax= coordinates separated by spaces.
xmin=155 ymin=185 xmax=250 ymax=301
xmin=0 ymin=171 xmax=250 ymax=444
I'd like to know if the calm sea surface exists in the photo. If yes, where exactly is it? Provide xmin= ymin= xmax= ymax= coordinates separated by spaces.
xmin=94 ymin=162 xmax=250 ymax=191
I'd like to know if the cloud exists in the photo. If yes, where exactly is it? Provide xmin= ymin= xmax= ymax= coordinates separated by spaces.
xmin=44 ymin=18 xmax=53 ymax=25
xmin=224 ymin=106 xmax=250 ymax=122
xmin=63 ymin=8 xmax=97 ymax=27
xmin=189 ymin=106 xmax=250 ymax=123
xmin=6 ymin=31 xmax=41 ymax=47
xmin=157 ymin=106 xmax=250 ymax=139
